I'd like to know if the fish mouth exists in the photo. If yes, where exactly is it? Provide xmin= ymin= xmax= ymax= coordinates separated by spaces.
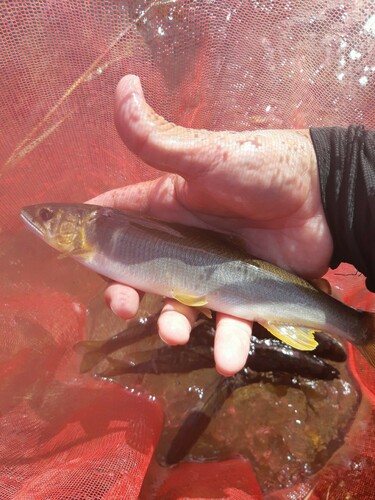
xmin=20 ymin=209 xmax=44 ymax=237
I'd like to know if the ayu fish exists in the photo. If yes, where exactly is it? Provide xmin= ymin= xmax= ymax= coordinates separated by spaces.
xmin=20 ymin=203 xmax=375 ymax=367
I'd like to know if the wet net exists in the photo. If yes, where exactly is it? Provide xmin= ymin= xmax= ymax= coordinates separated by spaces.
xmin=1 ymin=1 xmax=375 ymax=498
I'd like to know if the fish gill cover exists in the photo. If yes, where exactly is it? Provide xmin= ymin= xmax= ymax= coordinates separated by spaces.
xmin=0 ymin=1 xmax=375 ymax=498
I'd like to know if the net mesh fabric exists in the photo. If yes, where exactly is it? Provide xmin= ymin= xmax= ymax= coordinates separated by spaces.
xmin=0 ymin=1 xmax=374 ymax=498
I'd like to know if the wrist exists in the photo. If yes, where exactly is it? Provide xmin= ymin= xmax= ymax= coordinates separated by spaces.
xmin=310 ymin=125 xmax=375 ymax=291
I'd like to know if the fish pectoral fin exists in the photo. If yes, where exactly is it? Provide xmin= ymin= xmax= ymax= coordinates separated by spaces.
xmin=172 ymin=291 xmax=209 ymax=308
xmin=57 ymin=252 xmax=73 ymax=260
xmin=171 ymin=291 xmax=212 ymax=318
xmin=259 ymin=322 xmax=319 ymax=351
xmin=57 ymin=249 xmax=93 ymax=260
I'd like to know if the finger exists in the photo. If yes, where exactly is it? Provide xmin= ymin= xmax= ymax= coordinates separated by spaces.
xmin=115 ymin=74 xmax=228 ymax=178
xmin=114 ymin=76 xmax=292 ymax=219
xmin=214 ymin=313 xmax=252 ymax=376
xmin=158 ymin=299 xmax=199 ymax=345
xmin=104 ymin=283 xmax=140 ymax=320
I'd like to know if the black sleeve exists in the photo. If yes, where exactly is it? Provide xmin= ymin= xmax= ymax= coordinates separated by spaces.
xmin=310 ymin=125 xmax=375 ymax=292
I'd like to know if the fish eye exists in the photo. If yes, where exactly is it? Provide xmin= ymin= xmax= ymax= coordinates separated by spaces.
xmin=39 ymin=207 xmax=55 ymax=222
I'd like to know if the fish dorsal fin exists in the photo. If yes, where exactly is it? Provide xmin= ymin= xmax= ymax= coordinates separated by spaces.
xmin=129 ymin=218 xmax=186 ymax=239
xmin=259 ymin=322 xmax=318 ymax=351
xmin=310 ymin=278 xmax=332 ymax=296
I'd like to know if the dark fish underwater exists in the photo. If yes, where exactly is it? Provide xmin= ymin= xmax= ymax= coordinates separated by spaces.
xmin=75 ymin=313 xmax=348 ymax=465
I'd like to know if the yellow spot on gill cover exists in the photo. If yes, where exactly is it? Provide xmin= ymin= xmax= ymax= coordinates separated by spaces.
xmin=57 ymin=223 xmax=95 ymax=260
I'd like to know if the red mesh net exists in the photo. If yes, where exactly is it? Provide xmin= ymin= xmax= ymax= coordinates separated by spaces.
xmin=1 ymin=1 xmax=375 ymax=498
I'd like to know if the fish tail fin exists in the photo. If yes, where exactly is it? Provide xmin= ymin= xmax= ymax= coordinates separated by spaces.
xmin=358 ymin=312 xmax=375 ymax=368
xmin=73 ymin=340 xmax=106 ymax=373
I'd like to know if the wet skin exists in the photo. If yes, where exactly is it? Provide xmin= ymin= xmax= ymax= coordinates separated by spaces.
xmin=89 ymin=74 xmax=333 ymax=376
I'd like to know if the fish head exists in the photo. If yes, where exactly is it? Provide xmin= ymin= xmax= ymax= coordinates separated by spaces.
xmin=20 ymin=203 xmax=96 ymax=254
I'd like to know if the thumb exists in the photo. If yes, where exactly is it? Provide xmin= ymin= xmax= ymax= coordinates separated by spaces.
xmin=115 ymin=74 xmax=227 ymax=179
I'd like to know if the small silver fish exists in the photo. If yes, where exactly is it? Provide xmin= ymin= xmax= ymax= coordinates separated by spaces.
xmin=20 ymin=203 xmax=375 ymax=368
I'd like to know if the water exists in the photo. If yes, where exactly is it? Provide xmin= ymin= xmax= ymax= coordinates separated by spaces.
xmin=83 ymin=289 xmax=361 ymax=493
xmin=0 ymin=227 xmax=370 ymax=496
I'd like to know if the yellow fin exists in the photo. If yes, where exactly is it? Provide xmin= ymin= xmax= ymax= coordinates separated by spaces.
xmin=57 ymin=252 xmax=71 ymax=260
xmin=172 ymin=291 xmax=208 ymax=308
xmin=260 ymin=322 xmax=318 ymax=351
xmin=198 ymin=307 xmax=212 ymax=319
xmin=57 ymin=250 xmax=93 ymax=260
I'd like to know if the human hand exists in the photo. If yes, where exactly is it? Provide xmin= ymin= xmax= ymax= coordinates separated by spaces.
xmin=89 ymin=74 xmax=333 ymax=376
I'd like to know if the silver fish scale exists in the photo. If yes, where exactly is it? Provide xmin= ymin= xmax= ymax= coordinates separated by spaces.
xmin=84 ymin=217 xmax=365 ymax=342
